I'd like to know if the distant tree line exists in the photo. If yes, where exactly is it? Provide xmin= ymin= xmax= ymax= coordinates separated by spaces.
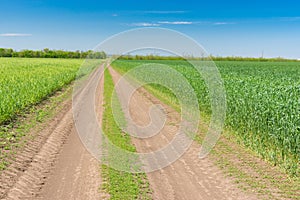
xmin=210 ymin=56 xmax=299 ymax=62
xmin=1 ymin=49 xmax=297 ymax=62
xmin=0 ymin=48 xmax=106 ymax=59
xmin=117 ymin=54 xmax=299 ymax=62
xmin=116 ymin=55 xmax=185 ymax=60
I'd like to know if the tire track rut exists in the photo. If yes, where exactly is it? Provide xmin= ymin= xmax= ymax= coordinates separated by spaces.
xmin=1 ymin=104 xmax=73 ymax=200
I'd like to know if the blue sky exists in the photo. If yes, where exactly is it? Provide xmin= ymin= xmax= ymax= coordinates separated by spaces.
xmin=0 ymin=0 xmax=300 ymax=58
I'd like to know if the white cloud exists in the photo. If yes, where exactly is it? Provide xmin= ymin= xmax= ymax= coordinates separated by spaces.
xmin=129 ymin=23 xmax=160 ymax=27
xmin=112 ymin=14 xmax=118 ymax=17
xmin=158 ymin=21 xmax=193 ymax=25
xmin=143 ymin=10 xmax=187 ymax=14
xmin=213 ymin=22 xmax=235 ymax=25
xmin=0 ymin=33 xmax=32 ymax=37
xmin=125 ymin=20 xmax=235 ymax=27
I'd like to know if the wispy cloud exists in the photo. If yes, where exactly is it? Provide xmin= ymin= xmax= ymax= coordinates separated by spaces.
xmin=112 ymin=13 xmax=118 ymax=17
xmin=158 ymin=21 xmax=193 ymax=25
xmin=128 ymin=23 xmax=160 ymax=27
xmin=277 ymin=17 xmax=300 ymax=22
xmin=125 ymin=20 xmax=236 ymax=27
xmin=143 ymin=10 xmax=187 ymax=14
xmin=0 ymin=33 xmax=32 ymax=37
xmin=213 ymin=22 xmax=235 ymax=25
xmin=158 ymin=21 xmax=235 ymax=25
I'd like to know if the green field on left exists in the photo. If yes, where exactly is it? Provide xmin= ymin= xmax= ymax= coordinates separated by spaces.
xmin=0 ymin=58 xmax=86 ymax=169
xmin=0 ymin=58 xmax=84 ymax=124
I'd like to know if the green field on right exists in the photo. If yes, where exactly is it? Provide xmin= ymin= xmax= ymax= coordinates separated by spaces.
xmin=112 ymin=60 xmax=300 ymax=176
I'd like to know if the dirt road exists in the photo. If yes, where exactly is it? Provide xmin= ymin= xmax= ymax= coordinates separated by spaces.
xmin=0 ymin=64 xmax=258 ymax=200
xmin=109 ymin=67 xmax=257 ymax=200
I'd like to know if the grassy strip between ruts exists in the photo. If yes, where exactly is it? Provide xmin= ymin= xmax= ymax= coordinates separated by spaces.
xmin=0 ymin=82 xmax=73 ymax=171
xmin=112 ymin=65 xmax=300 ymax=200
xmin=101 ymin=69 xmax=151 ymax=200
